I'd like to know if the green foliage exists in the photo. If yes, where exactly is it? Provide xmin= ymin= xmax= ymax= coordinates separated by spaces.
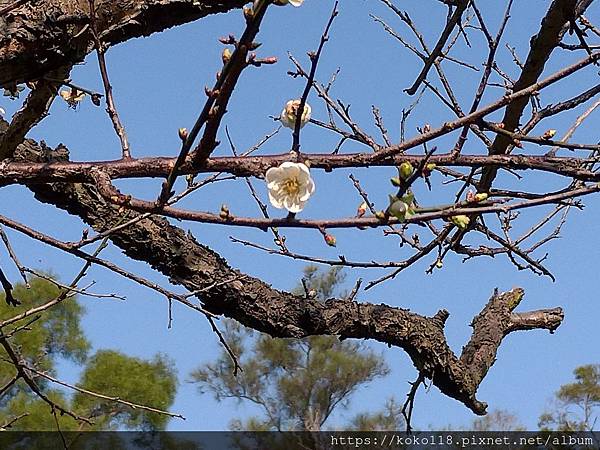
xmin=0 ymin=390 xmax=81 ymax=431
xmin=437 ymin=409 xmax=525 ymax=432
xmin=191 ymin=266 xmax=400 ymax=431
xmin=0 ymin=278 xmax=178 ymax=431
xmin=0 ymin=277 xmax=90 ymax=385
xmin=349 ymin=398 xmax=404 ymax=431
xmin=295 ymin=265 xmax=346 ymax=299
xmin=469 ymin=409 xmax=525 ymax=431
xmin=73 ymin=350 xmax=177 ymax=430
xmin=539 ymin=364 xmax=600 ymax=431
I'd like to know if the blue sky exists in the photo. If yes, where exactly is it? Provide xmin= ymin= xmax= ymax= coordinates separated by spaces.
xmin=1 ymin=0 xmax=599 ymax=430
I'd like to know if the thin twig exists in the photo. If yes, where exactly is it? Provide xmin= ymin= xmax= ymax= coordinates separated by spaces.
xmin=0 ymin=225 xmax=28 ymax=287
xmin=402 ymin=372 xmax=426 ymax=433
xmin=88 ymin=0 xmax=131 ymax=159
xmin=291 ymin=1 xmax=339 ymax=153
xmin=25 ymin=364 xmax=186 ymax=421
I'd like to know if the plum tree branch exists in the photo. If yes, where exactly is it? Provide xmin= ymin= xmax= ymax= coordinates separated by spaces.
xmin=0 ymin=0 xmax=595 ymax=420
xmin=0 ymin=0 xmax=247 ymax=87
xmin=0 ymin=133 xmax=564 ymax=415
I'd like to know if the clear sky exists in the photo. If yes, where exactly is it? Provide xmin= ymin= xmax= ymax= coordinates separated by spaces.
xmin=1 ymin=0 xmax=599 ymax=430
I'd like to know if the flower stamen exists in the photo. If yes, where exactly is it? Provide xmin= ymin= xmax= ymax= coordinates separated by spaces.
xmin=282 ymin=177 xmax=300 ymax=195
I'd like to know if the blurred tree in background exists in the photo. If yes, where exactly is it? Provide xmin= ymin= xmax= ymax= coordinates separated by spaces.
xmin=191 ymin=266 xmax=403 ymax=431
xmin=0 ymin=278 xmax=177 ymax=430
xmin=539 ymin=364 xmax=600 ymax=431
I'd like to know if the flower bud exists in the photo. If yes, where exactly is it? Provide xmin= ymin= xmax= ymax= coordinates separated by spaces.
xmin=91 ymin=93 xmax=102 ymax=106
xmin=324 ymin=234 xmax=337 ymax=247
xmin=186 ymin=174 xmax=195 ymax=187
xmin=220 ymin=204 xmax=231 ymax=220
xmin=375 ymin=211 xmax=387 ymax=220
xmin=222 ymin=48 xmax=233 ymax=65
xmin=422 ymin=163 xmax=436 ymax=178
xmin=399 ymin=162 xmax=413 ymax=180
xmin=388 ymin=197 xmax=409 ymax=221
xmin=390 ymin=177 xmax=402 ymax=187
xmin=280 ymin=99 xmax=311 ymax=129
xmin=178 ymin=128 xmax=188 ymax=142
xmin=542 ymin=129 xmax=557 ymax=140
xmin=356 ymin=201 xmax=368 ymax=218
xmin=450 ymin=215 xmax=470 ymax=230
xmin=474 ymin=193 xmax=488 ymax=202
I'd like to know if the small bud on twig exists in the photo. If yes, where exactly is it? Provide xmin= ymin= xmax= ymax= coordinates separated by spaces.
xmin=399 ymin=162 xmax=413 ymax=180
xmin=220 ymin=204 xmax=231 ymax=220
xmin=356 ymin=201 xmax=368 ymax=218
xmin=178 ymin=128 xmax=188 ymax=142
xmin=222 ymin=48 xmax=233 ymax=65
xmin=324 ymin=233 xmax=337 ymax=247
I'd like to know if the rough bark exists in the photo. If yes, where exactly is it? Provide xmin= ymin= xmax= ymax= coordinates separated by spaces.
xmin=0 ymin=0 xmax=246 ymax=87
xmin=0 ymin=0 xmax=571 ymax=416
xmin=5 ymin=130 xmax=564 ymax=415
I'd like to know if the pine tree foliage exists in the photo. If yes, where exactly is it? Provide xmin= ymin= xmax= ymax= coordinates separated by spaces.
xmin=191 ymin=266 xmax=403 ymax=431
xmin=0 ymin=278 xmax=177 ymax=430
xmin=539 ymin=364 xmax=600 ymax=431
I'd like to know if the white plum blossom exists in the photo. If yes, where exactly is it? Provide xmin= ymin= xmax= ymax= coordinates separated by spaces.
xmin=59 ymin=88 xmax=86 ymax=109
xmin=273 ymin=0 xmax=304 ymax=6
xmin=280 ymin=99 xmax=311 ymax=129
xmin=265 ymin=162 xmax=315 ymax=213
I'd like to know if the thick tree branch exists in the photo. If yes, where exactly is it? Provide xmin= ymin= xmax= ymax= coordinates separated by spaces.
xmin=0 ymin=0 xmax=246 ymax=87
xmin=8 ymin=133 xmax=565 ymax=415
xmin=0 ymin=66 xmax=70 ymax=160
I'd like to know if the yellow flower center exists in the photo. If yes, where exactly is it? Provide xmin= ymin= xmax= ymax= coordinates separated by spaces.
xmin=281 ymin=177 xmax=300 ymax=195
xmin=286 ymin=106 xmax=299 ymax=121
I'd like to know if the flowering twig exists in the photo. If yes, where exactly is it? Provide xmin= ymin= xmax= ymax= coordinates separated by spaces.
xmin=157 ymin=0 xmax=272 ymax=206
xmin=291 ymin=1 xmax=339 ymax=153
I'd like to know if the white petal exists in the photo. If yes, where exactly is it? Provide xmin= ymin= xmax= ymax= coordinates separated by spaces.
xmin=279 ymin=162 xmax=301 ymax=176
xmin=266 ymin=183 xmax=277 ymax=192
xmin=296 ymin=163 xmax=311 ymax=179
xmin=302 ymin=103 xmax=311 ymax=124
xmin=265 ymin=166 xmax=283 ymax=183
xmin=280 ymin=108 xmax=293 ymax=128
xmin=298 ymin=181 xmax=315 ymax=202
xmin=268 ymin=191 xmax=285 ymax=209
xmin=300 ymin=178 xmax=315 ymax=199
xmin=306 ymin=177 xmax=315 ymax=194
xmin=284 ymin=196 xmax=303 ymax=213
